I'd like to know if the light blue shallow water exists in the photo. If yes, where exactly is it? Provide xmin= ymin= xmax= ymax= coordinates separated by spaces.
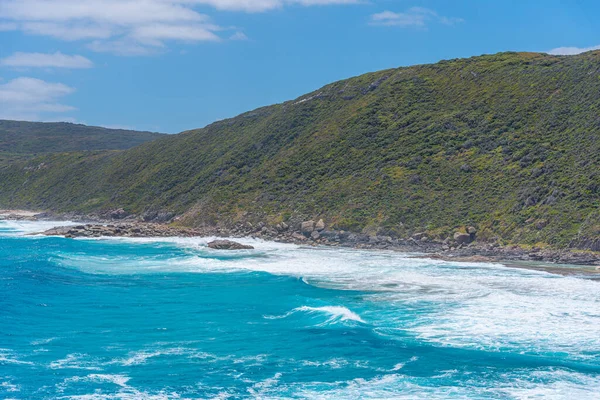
xmin=1 ymin=220 xmax=599 ymax=399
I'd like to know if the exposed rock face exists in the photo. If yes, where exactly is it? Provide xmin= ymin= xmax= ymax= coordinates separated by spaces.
xmin=301 ymin=220 xmax=315 ymax=235
xmin=291 ymin=232 xmax=308 ymax=241
xmin=454 ymin=232 xmax=472 ymax=245
xmin=207 ymin=240 xmax=254 ymax=250
xmin=466 ymin=226 xmax=477 ymax=241
xmin=314 ymin=219 xmax=326 ymax=232
xmin=108 ymin=208 xmax=128 ymax=219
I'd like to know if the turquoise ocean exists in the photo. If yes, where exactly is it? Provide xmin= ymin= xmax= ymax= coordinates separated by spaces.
xmin=1 ymin=220 xmax=599 ymax=399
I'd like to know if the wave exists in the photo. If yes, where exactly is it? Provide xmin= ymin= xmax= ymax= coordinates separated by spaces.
xmin=31 ymin=337 xmax=58 ymax=346
xmin=113 ymin=347 xmax=212 ymax=366
xmin=62 ymin=374 xmax=130 ymax=388
xmin=0 ymin=348 xmax=34 ymax=366
xmin=10 ymin=223 xmax=600 ymax=364
xmin=266 ymin=305 xmax=365 ymax=325
xmin=0 ymin=380 xmax=20 ymax=393
xmin=56 ymin=374 xmax=176 ymax=400
xmin=0 ymin=220 xmax=78 ymax=236
xmin=49 ymin=354 xmax=102 ymax=371
xmin=249 ymin=368 xmax=600 ymax=399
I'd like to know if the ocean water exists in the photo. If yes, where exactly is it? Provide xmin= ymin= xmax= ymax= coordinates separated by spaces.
xmin=1 ymin=221 xmax=599 ymax=399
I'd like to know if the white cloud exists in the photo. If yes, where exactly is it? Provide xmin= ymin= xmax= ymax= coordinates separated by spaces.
xmin=548 ymin=44 xmax=600 ymax=56
xmin=229 ymin=31 xmax=248 ymax=40
xmin=21 ymin=22 xmax=115 ymax=41
xmin=1 ymin=52 xmax=93 ymax=69
xmin=370 ymin=7 xmax=463 ymax=28
xmin=87 ymin=39 xmax=158 ymax=56
xmin=0 ymin=77 xmax=75 ymax=121
xmin=0 ymin=0 xmax=359 ymax=55
xmin=132 ymin=23 xmax=221 ymax=45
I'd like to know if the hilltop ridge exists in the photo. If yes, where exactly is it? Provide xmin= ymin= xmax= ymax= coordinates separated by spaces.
xmin=0 ymin=120 xmax=164 ymax=165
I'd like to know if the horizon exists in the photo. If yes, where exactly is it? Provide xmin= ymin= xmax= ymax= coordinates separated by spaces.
xmin=1 ymin=0 xmax=599 ymax=133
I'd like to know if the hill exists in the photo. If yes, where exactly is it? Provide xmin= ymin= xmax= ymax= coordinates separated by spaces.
xmin=0 ymin=52 xmax=599 ymax=250
xmin=0 ymin=120 xmax=163 ymax=164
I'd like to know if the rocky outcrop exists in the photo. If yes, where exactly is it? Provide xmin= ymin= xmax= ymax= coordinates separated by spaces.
xmin=207 ymin=240 xmax=254 ymax=250
xmin=40 ymin=223 xmax=200 ymax=238
xmin=315 ymin=219 xmax=326 ymax=232
xmin=434 ymin=243 xmax=600 ymax=266
xmin=301 ymin=220 xmax=315 ymax=235
xmin=454 ymin=232 xmax=472 ymax=245
xmin=108 ymin=208 xmax=128 ymax=220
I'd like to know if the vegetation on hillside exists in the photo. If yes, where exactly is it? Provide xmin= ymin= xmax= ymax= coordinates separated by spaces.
xmin=0 ymin=120 xmax=163 ymax=161
xmin=0 ymin=52 xmax=599 ymax=249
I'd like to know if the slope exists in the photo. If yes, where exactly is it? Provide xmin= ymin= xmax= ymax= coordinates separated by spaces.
xmin=0 ymin=51 xmax=599 ymax=249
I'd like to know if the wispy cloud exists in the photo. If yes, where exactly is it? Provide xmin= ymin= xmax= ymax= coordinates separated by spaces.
xmin=548 ymin=44 xmax=600 ymax=56
xmin=0 ymin=0 xmax=359 ymax=55
xmin=1 ymin=52 xmax=93 ymax=69
xmin=181 ymin=0 xmax=360 ymax=13
xmin=370 ymin=7 xmax=463 ymax=28
xmin=0 ymin=22 xmax=18 ymax=31
xmin=0 ymin=77 xmax=75 ymax=121
xmin=229 ymin=31 xmax=248 ymax=41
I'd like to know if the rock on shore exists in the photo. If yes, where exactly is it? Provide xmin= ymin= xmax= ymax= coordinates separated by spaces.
xmin=40 ymin=223 xmax=201 ymax=238
xmin=207 ymin=240 xmax=254 ymax=250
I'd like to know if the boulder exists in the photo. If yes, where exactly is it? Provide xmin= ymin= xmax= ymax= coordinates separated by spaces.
xmin=454 ymin=232 xmax=472 ymax=245
xmin=291 ymin=232 xmax=308 ymax=242
xmin=319 ymin=230 xmax=338 ymax=239
xmin=207 ymin=240 xmax=254 ymax=250
xmin=315 ymin=219 xmax=326 ymax=231
xmin=311 ymin=231 xmax=321 ymax=241
xmin=301 ymin=220 xmax=315 ymax=235
xmin=109 ymin=208 xmax=127 ymax=219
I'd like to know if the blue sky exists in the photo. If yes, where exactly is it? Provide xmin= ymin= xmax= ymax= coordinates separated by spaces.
xmin=0 ymin=0 xmax=599 ymax=133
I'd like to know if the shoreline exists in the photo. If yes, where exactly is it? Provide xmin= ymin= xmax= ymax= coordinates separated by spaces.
xmin=2 ymin=210 xmax=600 ymax=271
xmin=0 ymin=209 xmax=43 ymax=218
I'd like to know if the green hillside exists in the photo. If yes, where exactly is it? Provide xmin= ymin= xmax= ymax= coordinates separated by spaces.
xmin=0 ymin=120 xmax=163 ymax=163
xmin=1 ymin=52 xmax=599 ymax=249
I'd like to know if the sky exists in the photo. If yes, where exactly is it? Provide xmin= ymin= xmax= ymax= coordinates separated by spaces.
xmin=0 ymin=0 xmax=599 ymax=133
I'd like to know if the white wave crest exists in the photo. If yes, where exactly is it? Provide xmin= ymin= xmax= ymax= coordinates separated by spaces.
xmin=56 ymin=374 xmax=177 ymax=400
xmin=49 ymin=354 xmax=102 ymax=371
xmin=266 ymin=305 xmax=365 ymax=325
xmin=0 ymin=348 xmax=34 ymax=366
xmin=0 ymin=220 xmax=78 ymax=236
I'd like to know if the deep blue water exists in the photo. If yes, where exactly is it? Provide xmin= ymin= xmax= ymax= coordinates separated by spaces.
xmin=1 ymin=220 xmax=599 ymax=399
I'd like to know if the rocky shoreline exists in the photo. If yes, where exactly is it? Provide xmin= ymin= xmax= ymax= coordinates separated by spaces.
xmin=40 ymin=223 xmax=202 ymax=238
xmin=2 ymin=210 xmax=599 ymax=267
